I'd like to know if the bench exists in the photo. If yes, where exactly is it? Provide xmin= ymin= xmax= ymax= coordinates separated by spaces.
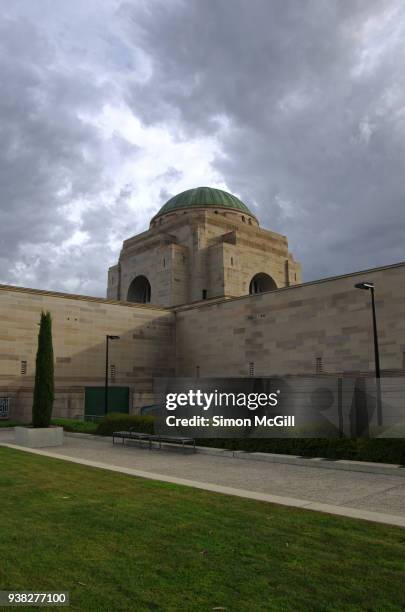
xmin=112 ymin=429 xmax=150 ymax=446
xmin=112 ymin=429 xmax=195 ymax=453
xmin=148 ymin=434 xmax=196 ymax=452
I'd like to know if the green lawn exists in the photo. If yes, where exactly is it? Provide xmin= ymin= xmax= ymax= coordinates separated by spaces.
xmin=1 ymin=448 xmax=405 ymax=612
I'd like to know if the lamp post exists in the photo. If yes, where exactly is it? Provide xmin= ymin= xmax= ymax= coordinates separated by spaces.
xmin=354 ymin=282 xmax=382 ymax=425
xmin=105 ymin=335 xmax=120 ymax=416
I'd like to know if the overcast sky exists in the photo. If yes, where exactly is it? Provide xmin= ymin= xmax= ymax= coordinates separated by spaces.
xmin=1 ymin=0 xmax=404 ymax=296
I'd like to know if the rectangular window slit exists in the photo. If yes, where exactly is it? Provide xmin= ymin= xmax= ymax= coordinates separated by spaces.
xmin=21 ymin=360 xmax=27 ymax=375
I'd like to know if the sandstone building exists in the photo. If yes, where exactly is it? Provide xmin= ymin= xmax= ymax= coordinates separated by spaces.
xmin=107 ymin=187 xmax=301 ymax=307
xmin=1 ymin=186 xmax=405 ymax=421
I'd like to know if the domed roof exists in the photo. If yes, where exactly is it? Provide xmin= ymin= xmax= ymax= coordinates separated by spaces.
xmin=153 ymin=186 xmax=254 ymax=219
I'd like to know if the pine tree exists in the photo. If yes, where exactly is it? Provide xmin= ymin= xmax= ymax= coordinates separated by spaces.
xmin=32 ymin=311 xmax=55 ymax=428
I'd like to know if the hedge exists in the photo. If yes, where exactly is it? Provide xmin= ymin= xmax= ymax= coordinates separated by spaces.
xmin=196 ymin=437 xmax=405 ymax=465
xmin=96 ymin=412 xmax=155 ymax=436
xmin=52 ymin=418 xmax=98 ymax=434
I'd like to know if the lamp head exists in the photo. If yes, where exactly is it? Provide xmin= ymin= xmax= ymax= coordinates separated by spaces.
xmin=355 ymin=282 xmax=374 ymax=291
xmin=107 ymin=335 xmax=120 ymax=340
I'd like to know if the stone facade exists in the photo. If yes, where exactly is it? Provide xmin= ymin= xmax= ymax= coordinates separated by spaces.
xmin=175 ymin=262 xmax=405 ymax=379
xmin=0 ymin=285 xmax=174 ymax=421
xmin=2 ymin=260 xmax=405 ymax=421
xmin=107 ymin=208 xmax=301 ymax=307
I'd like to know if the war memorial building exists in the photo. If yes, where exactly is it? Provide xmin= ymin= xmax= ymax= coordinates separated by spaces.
xmin=1 ymin=186 xmax=405 ymax=421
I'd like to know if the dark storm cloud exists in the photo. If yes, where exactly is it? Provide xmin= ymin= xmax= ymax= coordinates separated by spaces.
xmin=0 ymin=3 xmax=150 ymax=295
xmin=0 ymin=11 xmax=116 ymax=292
xmin=125 ymin=0 xmax=405 ymax=280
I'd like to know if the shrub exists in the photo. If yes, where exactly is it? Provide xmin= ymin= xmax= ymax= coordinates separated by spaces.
xmin=195 ymin=438 xmax=405 ymax=465
xmin=0 ymin=420 xmax=28 ymax=428
xmin=32 ymin=311 xmax=54 ymax=428
xmin=52 ymin=418 xmax=98 ymax=434
xmin=96 ymin=412 xmax=155 ymax=436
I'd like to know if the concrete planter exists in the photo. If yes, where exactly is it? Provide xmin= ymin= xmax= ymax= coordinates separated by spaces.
xmin=14 ymin=426 xmax=64 ymax=448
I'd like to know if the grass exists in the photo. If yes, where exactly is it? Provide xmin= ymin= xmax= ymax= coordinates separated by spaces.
xmin=1 ymin=448 xmax=405 ymax=612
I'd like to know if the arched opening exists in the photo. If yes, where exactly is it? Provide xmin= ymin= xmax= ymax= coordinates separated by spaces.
xmin=127 ymin=275 xmax=151 ymax=303
xmin=249 ymin=273 xmax=277 ymax=295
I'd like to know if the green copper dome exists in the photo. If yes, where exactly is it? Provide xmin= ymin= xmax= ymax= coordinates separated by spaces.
xmin=153 ymin=186 xmax=254 ymax=219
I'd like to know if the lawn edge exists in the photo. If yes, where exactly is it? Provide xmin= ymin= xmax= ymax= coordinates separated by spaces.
xmin=2 ymin=442 xmax=405 ymax=529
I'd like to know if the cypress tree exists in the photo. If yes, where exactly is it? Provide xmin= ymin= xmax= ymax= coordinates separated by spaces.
xmin=32 ymin=311 xmax=55 ymax=428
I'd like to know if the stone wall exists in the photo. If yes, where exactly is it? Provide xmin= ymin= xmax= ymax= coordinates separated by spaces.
xmin=4 ymin=259 xmax=405 ymax=424
xmin=175 ymin=262 xmax=405 ymax=378
xmin=0 ymin=285 xmax=175 ymax=421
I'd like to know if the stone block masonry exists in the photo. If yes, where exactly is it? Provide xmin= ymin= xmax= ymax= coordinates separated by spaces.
xmin=0 ymin=285 xmax=175 ymax=420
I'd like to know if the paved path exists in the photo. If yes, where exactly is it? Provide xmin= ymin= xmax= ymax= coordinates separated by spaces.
xmin=2 ymin=430 xmax=405 ymax=527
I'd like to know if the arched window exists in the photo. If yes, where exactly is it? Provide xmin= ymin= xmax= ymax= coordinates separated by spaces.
xmin=249 ymin=273 xmax=277 ymax=295
xmin=127 ymin=275 xmax=151 ymax=303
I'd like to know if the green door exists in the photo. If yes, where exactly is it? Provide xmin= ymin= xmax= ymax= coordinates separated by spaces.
xmin=84 ymin=387 xmax=129 ymax=421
